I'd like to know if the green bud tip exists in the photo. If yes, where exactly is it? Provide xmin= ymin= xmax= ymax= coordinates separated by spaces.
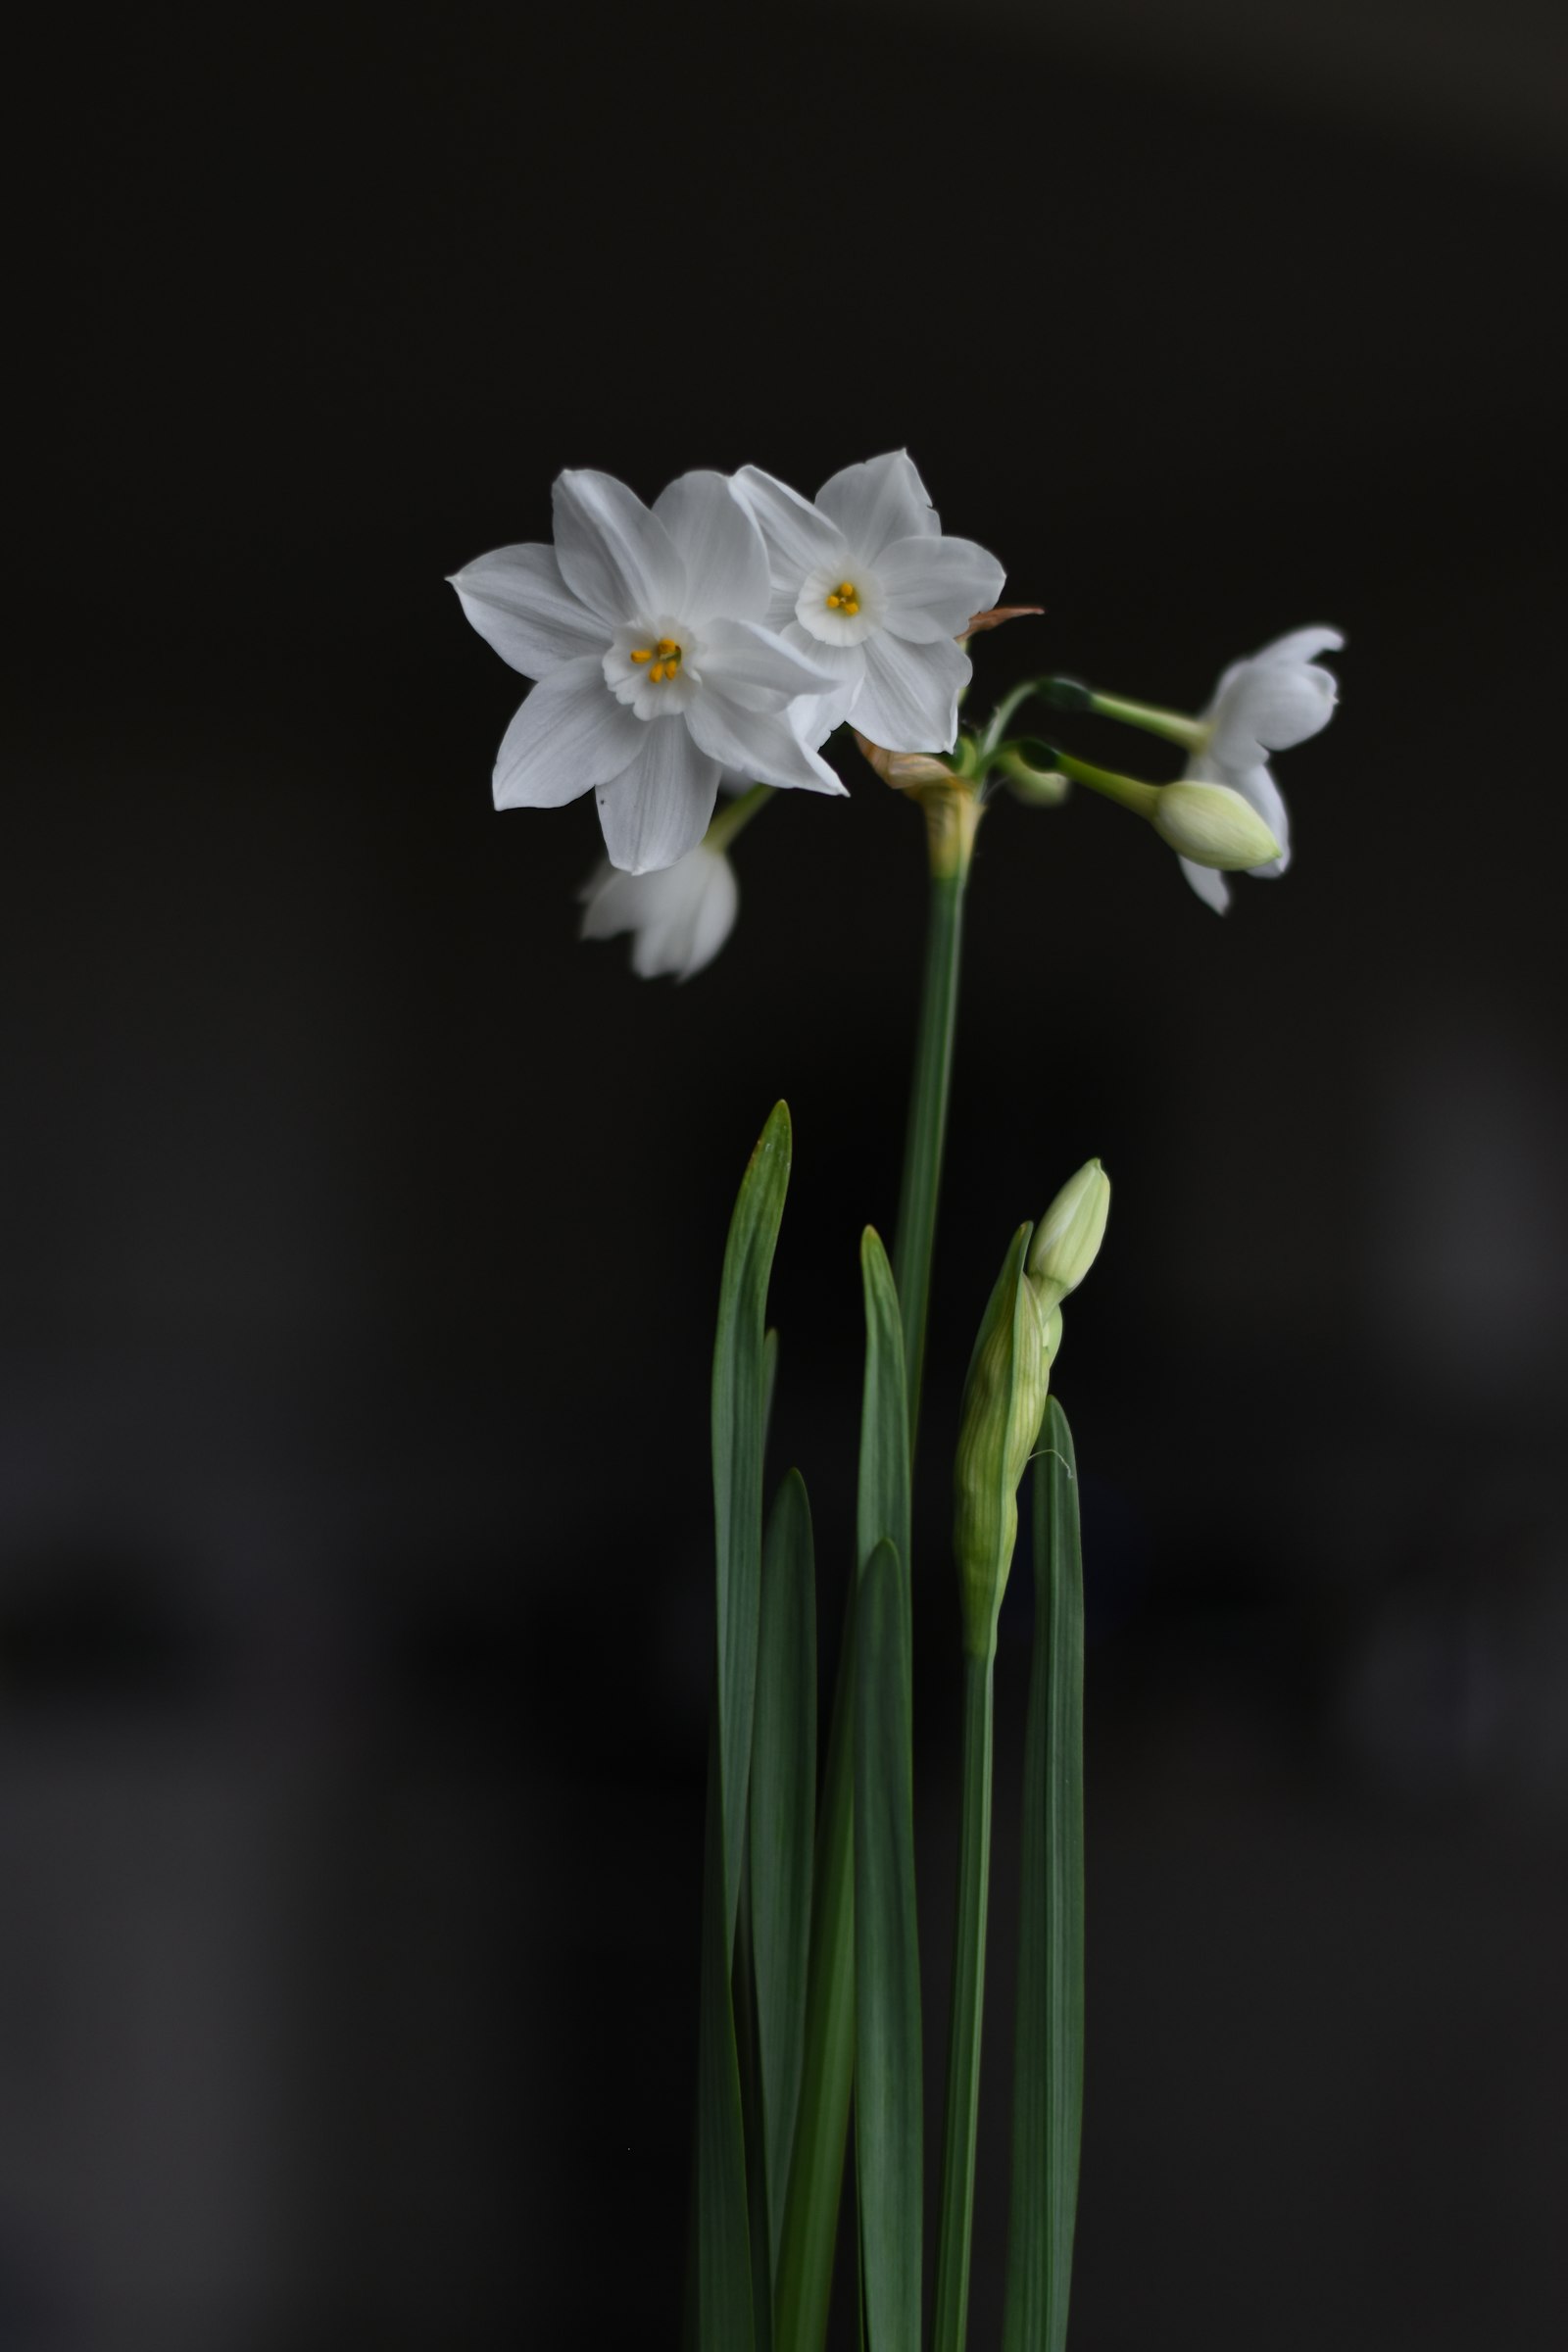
xmin=1040 ymin=676 xmax=1094 ymax=712
xmin=1027 ymin=1157 xmax=1110 ymax=1305
xmin=1150 ymin=781 xmax=1281 ymax=870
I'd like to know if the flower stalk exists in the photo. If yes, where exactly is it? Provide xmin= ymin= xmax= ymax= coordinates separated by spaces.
xmin=893 ymin=777 xmax=981 ymax=1446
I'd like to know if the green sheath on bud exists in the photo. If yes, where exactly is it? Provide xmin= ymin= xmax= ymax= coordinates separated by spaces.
xmin=1151 ymin=780 xmax=1280 ymax=869
xmin=954 ymin=1224 xmax=1050 ymax=1661
xmin=1027 ymin=1157 xmax=1111 ymax=1316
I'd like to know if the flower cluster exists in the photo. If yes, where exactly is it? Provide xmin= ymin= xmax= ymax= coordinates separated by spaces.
xmin=450 ymin=452 xmax=1004 ymax=879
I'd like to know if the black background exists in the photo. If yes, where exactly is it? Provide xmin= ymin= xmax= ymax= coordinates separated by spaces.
xmin=6 ymin=3 xmax=1568 ymax=2346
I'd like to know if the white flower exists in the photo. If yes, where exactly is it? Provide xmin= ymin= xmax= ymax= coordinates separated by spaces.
xmin=578 ymin=841 xmax=738 ymax=981
xmin=1178 ymin=626 xmax=1344 ymax=912
xmin=450 ymin=470 xmax=844 ymax=874
xmin=732 ymin=452 xmax=1005 ymax=754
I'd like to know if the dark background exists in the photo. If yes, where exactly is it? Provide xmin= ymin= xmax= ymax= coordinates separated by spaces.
xmin=6 ymin=2 xmax=1568 ymax=2345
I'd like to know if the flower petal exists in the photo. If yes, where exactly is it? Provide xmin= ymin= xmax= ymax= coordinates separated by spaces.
xmin=493 ymin=657 xmax=646 ymax=809
xmin=781 ymin=627 xmax=865 ymax=738
xmin=1252 ymin=626 xmax=1346 ymax=668
xmin=676 ymin=853 xmax=739 ymax=978
xmin=731 ymin=466 xmax=846 ymax=587
xmin=552 ymin=469 xmax=686 ymax=626
xmin=686 ymin=692 xmax=846 ymax=795
xmin=594 ymin=719 xmax=721 ymax=873
xmin=852 ymin=629 xmax=969 ymax=753
xmin=701 ymin=616 xmax=837 ymax=706
xmin=653 ymin=471 xmax=771 ymax=622
xmin=1180 ymin=858 xmax=1233 ymax=914
xmin=1222 ymin=760 xmax=1292 ymax=875
xmin=875 ymin=532 xmax=1007 ymax=644
xmin=449 ymin=543 xmax=608 ymax=678
xmin=815 ymin=451 xmax=939 ymax=561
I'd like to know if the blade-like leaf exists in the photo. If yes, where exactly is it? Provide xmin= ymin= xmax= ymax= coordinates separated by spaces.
xmin=751 ymin=1470 xmax=818 ymax=2284
xmin=698 ymin=1728 xmax=756 ymax=2352
xmin=1003 ymin=1399 xmax=1085 ymax=2352
xmin=774 ymin=1231 xmax=914 ymax=2352
xmin=713 ymin=1101 xmax=793 ymax=1947
xmin=774 ymin=1587 xmax=856 ymax=2352
xmin=857 ymin=1229 xmax=911 ymax=1583
xmin=855 ymin=1538 xmax=922 ymax=2352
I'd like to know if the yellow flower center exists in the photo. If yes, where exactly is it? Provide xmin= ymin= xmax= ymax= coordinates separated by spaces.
xmin=823 ymin=580 xmax=860 ymax=617
xmin=628 ymin=636 xmax=684 ymax=684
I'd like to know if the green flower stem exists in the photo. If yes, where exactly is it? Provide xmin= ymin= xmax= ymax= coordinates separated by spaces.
xmin=706 ymin=782 xmax=776 ymax=854
xmin=932 ymin=1648 xmax=996 ymax=2352
xmin=1029 ymin=747 xmax=1159 ymax=821
xmin=1075 ymin=687 xmax=1207 ymax=751
xmin=892 ymin=782 xmax=979 ymax=1446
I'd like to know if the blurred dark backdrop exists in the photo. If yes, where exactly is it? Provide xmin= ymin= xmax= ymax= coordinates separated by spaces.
xmin=6 ymin=3 xmax=1568 ymax=2346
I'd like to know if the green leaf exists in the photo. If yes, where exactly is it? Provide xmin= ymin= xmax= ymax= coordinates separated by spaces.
xmin=855 ymin=1538 xmax=922 ymax=2352
xmin=1003 ymin=1399 xmax=1085 ymax=2352
xmin=751 ymin=1470 xmax=818 ymax=2286
xmin=697 ymin=1727 xmax=756 ymax=2352
xmin=932 ymin=1650 xmax=996 ymax=2352
xmin=713 ymin=1101 xmax=793 ymax=1948
xmin=857 ymin=1230 xmax=911 ymax=1583
xmin=774 ymin=1590 xmax=856 ymax=2352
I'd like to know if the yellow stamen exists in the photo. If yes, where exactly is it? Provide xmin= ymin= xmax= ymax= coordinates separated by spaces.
xmin=838 ymin=582 xmax=857 ymax=599
xmin=629 ymin=647 xmax=653 ymax=663
xmin=826 ymin=593 xmax=842 ymax=609
xmin=650 ymin=662 xmax=665 ymax=682
xmin=657 ymin=637 xmax=678 ymax=656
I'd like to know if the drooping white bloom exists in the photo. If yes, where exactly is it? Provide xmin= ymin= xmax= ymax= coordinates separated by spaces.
xmin=1178 ymin=627 xmax=1344 ymax=912
xmin=450 ymin=470 xmax=844 ymax=874
xmin=732 ymin=453 xmax=1005 ymax=754
xmin=578 ymin=841 xmax=738 ymax=981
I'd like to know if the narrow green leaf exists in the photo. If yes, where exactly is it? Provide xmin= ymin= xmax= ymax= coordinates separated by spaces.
xmin=774 ymin=1231 xmax=914 ymax=2352
xmin=932 ymin=1651 xmax=996 ymax=2352
xmin=736 ymin=1870 xmax=775 ymax=2352
xmin=1003 ymin=1399 xmax=1085 ymax=2352
xmin=774 ymin=1588 xmax=856 ymax=2352
xmin=855 ymin=1538 xmax=922 ymax=2352
xmin=713 ymin=1101 xmax=793 ymax=1948
xmin=857 ymin=1229 xmax=911 ymax=1583
xmin=698 ymin=1727 xmax=756 ymax=2352
xmin=751 ymin=1470 xmax=818 ymax=2284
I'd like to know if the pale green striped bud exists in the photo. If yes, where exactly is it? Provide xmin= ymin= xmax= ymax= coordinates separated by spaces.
xmin=954 ymin=1224 xmax=1050 ymax=1659
xmin=1151 ymin=780 xmax=1281 ymax=869
xmin=1026 ymin=1158 xmax=1110 ymax=1316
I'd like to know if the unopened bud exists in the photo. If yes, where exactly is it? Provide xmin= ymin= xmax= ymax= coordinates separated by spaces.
xmin=1151 ymin=780 xmax=1281 ymax=870
xmin=853 ymin=733 xmax=956 ymax=791
xmin=954 ymin=1225 xmax=1050 ymax=1658
xmin=1026 ymin=1158 xmax=1110 ymax=1314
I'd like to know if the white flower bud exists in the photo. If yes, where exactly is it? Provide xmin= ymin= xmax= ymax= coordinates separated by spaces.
xmin=1151 ymin=780 xmax=1283 ymax=870
xmin=1026 ymin=1159 xmax=1110 ymax=1308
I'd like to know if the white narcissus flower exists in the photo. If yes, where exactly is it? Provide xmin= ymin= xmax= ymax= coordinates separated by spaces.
xmin=450 ymin=470 xmax=844 ymax=874
xmin=732 ymin=452 xmax=1005 ymax=754
xmin=1179 ymin=626 xmax=1344 ymax=912
xmin=578 ymin=842 xmax=738 ymax=981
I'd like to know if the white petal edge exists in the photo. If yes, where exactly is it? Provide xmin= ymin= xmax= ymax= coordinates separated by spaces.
xmin=653 ymin=471 xmax=771 ymax=624
xmin=815 ymin=451 xmax=939 ymax=561
xmin=450 ymin=544 xmax=608 ymax=677
xmin=731 ymin=466 xmax=846 ymax=585
xmin=851 ymin=629 xmax=969 ymax=754
xmin=1180 ymin=857 xmax=1233 ymax=913
xmin=493 ymin=657 xmax=646 ymax=809
xmin=701 ymin=616 xmax=838 ymax=705
xmin=685 ymin=693 xmax=847 ymax=795
xmin=552 ymin=469 xmax=687 ymax=628
xmin=594 ymin=719 xmax=721 ymax=873
xmin=875 ymin=532 xmax=1007 ymax=644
